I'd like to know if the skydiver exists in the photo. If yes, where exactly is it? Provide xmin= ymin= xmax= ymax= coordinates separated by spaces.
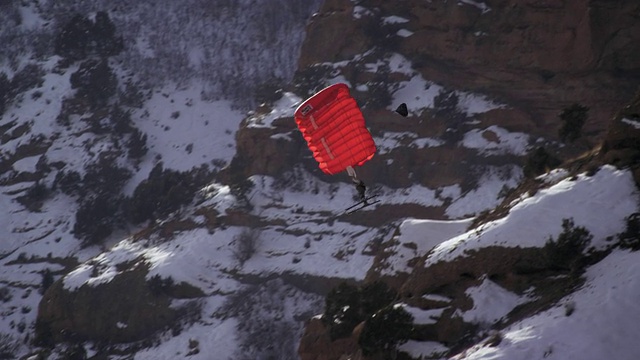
xmin=346 ymin=166 xmax=367 ymax=202
xmin=355 ymin=179 xmax=367 ymax=202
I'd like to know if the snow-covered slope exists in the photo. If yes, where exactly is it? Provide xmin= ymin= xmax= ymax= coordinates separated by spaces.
xmin=0 ymin=1 xmax=639 ymax=360
xmin=451 ymin=249 xmax=640 ymax=360
xmin=393 ymin=166 xmax=640 ymax=360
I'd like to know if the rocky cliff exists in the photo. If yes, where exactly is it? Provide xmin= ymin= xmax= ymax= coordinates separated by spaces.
xmin=231 ymin=0 xmax=640 ymax=217
xmin=299 ymin=0 xmax=640 ymax=142
xmin=3 ymin=0 xmax=637 ymax=358
xmin=289 ymin=1 xmax=640 ymax=359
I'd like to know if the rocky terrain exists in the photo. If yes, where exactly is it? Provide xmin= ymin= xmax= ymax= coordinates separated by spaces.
xmin=0 ymin=0 xmax=639 ymax=359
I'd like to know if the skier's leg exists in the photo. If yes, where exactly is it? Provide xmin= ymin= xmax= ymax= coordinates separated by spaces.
xmin=346 ymin=166 xmax=358 ymax=182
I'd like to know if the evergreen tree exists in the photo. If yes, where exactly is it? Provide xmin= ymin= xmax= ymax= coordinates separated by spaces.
xmin=523 ymin=146 xmax=561 ymax=178
xmin=0 ymin=72 xmax=10 ymax=115
xmin=127 ymin=128 xmax=149 ymax=159
xmin=70 ymin=59 xmax=118 ymax=109
xmin=359 ymin=305 xmax=414 ymax=356
xmin=54 ymin=11 xmax=123 ymax=60
xmin=54 ymin=14 xmax=94 ymax=60
xmin=323 ymin=282 xmax=361 ymax=340
xmin=93 ymin=11 xmax=124 ymax=57
xmin=543 ymin=218 xmax=592 ymax=273
xmin=559 ymin=104 xmax=589 ymax=143
xmin=73 ymin=194 xmax=122 ymax=246
xmin=40 ymin=269 xmax=54 ymax=295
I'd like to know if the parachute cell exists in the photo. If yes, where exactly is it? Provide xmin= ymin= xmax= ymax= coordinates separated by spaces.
xmin=294 ymin=83 xmax=376 ymax=175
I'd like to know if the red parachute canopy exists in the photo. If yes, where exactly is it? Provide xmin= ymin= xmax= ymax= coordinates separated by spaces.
xmin=294 ymin=83 xmax=376 ymax=175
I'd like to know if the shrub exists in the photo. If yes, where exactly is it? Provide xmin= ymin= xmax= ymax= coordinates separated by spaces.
xmin=127 ymin=128 xmax=149 ymax=160
xmin=434 ymin=89 xmax=468 ymax=143
xmin=292 ymin=64 xmax=331 ymax=98
xmin=54 ymin=170 xmax=82 ymax=196
xmin=82 ymin=157 xmax=131 ymax=198
xmin=54 ymin=12 xmax=123 ymax=60
xmin=33 ymin=319 xmax=54 ymax=348
xmin=0 ymin=333 xmax=18 ymax=359
xmin=61 ymin=343 xmax=87 ymax=360
xmin=54 ymin=14 xmax=94 ymax=60
xmin=323 ymin=281 xmax=399 ymax=341
xmin=558 ymin=104 xmax=589 ymax=143
xmin=40 ymin=269 xmax=55 ymax=295
xmin=17 ymin=181 xmax=50 ymax=212
xmin=110 ymin=105 xmax=134 ymax=134
xmin=358 ymin=305 xmax=413 ymax=356
xmin=617 ymin=213 xmax=640 ymax=251
xmin=127 ymin=163 xmax=210 ymax=224
xmin=119 ymin=80 xmax=147 ymax=108
xmin=73 ymin=193 xmax=123 ymax=246
xmin=9 ymin=63 xmax=45 ymax=98
xmin=360 ymin=281 xmax=397 ymax=316
xmin=543 ymin=218 xmax=592 ymax=273
xmin=364 ymin=76 xmax=393 ymax=109
xmin=70 ymin=59 xmax=117 ymax=109
xmin=0 ymin=72 xmax=9 ymax=114
xmin=224 ymin=155 xmax=255 ymax=210
xmin=434 ymin=89 xmax=460 ymax=118
xmin=254 ymin=80 xmax=284 ymax=105
xmin=148 ymin=274 xmax=174 ymax=297
xmin=523 ymin=146 xmax=561 ymax=178
xmin=361 ymin=14 xmax=401 ymax=54
xmin=232 ymin=228 xmax=260 ymax=266
xmin=0 ymin=287 xmax=11 ymax=303
xmin=324 ymin=282 xmax=362 ymax=340
xmin=92 ymin=11 xmax=124 ymax=57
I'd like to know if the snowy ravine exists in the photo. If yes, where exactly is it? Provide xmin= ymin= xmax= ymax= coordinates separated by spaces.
xmin=1 ymin=1 xmax=639 ymax=360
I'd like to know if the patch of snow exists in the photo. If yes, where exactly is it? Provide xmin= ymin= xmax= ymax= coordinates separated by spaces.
xmin=397 ymin=29 xmax=414 ymax=38
xmin=398 ymin=303 xmax=446 ymax=325
xmin=375 ymin=131 xmax=444 ymax=154
xmin=130 ymin=82 xmax=244 ymax=173
xmin=461 ymin=125 xmax=529 ymax=156
xmin=458 ymin=0 xmax=491 ymax=14
xmin=423 ymin=294 xmax=453 ymax=303
xmin=63 ymin=240 xmax=145 ymax=290
xmin=457 ymin=92 xmax=505 ymax=115
xmin=18 ymin=4 xmax=47 ymax=30
xmin=537 ymin=168 xmax=570 ymax=185
xmin=383 ymin=15 xmax=410 ymax=24
xmin=621 ymin=117 xmax=640 ymax=129
xmin=461 ymin=277 xmax=532 ymax=325
xmin=353 ymin=6 xmax=374 ymax=19
xmin=453 ymin=249 xmax=640 ymax=360
xmin=400 ymin=340 xmax=449 ymax=359
xmin=387 ymin=54 xmax=504 ymax=117
xmin=431 ymin=166 xmax=639 ymax=265
xmin=12 ymin=155 xmax=41 ymax=173
xmin=245 ymin=92 xmax=301 ymax=128
xmin=380 ymin=218 xmax=472 ymax=276
xmin=446 ymin=165 xmax=522 ymax=218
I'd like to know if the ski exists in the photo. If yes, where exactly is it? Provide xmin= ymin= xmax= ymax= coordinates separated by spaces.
xmin=344 ymin=196 xmax=380 ymax=215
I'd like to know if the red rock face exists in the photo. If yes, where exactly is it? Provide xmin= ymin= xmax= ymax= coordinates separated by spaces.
xmin=294 ymin=1 xmax=640 ymax=359
xmin=300 ymin=0 xmax=640 ymax=142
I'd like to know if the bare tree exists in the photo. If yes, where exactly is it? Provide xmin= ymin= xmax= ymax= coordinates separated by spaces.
xmin=232 ymin=228 xmax=260 ymax=266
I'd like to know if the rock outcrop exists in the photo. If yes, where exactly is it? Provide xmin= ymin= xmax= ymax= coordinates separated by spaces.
xmin=600 ymin=90 xmax=640 ymax=184
xmin=37 ymin=262 xmax=203 ymax=344
xmin=300 ymin=0 xmax=640 ymax=143
xmin=295 ymin=1 xmax=640 ymax=359
xmin=231 ymin=0 xmax=640 ymax=198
